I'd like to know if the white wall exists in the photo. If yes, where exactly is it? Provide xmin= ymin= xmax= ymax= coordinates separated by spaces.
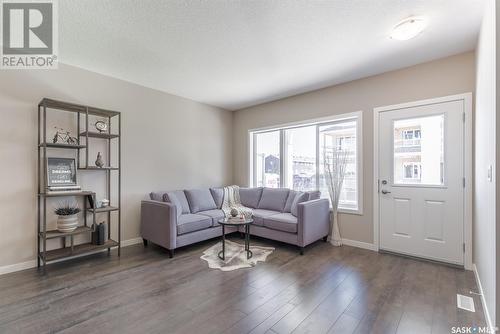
xmin=474 ymin=0 xmax=497 ymax=328
xmin=233 ymin=52 xmax=476 ymax=243
xmin=0 ymin=63 xmax=233 ymax=269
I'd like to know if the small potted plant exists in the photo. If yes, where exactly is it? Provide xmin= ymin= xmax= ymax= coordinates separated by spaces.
xmin=54 ymin=202 xmax=81 ymax=232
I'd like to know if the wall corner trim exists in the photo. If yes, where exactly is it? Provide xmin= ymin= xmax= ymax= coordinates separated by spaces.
xmin=473 ymin=263 xmax=495 ymax=331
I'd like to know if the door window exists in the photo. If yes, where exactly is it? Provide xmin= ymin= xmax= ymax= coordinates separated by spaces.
xmin=393 ymin=115 xmax=444 ymax=185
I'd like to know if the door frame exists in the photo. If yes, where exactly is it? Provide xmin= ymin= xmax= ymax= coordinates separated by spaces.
xmin=373 ymin=93 xmax=473 ymax=269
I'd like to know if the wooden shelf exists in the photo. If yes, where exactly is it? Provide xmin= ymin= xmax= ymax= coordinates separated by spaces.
xmin=80 ymin=131 xmax=119 ymax=139
xmin=88 ymin=206 xmax=119 ymax=213
xmin=39 ymin=98 xmax=120 ymax=117
xmin=78 ymin=166 xmax=119 ymax=170
xmin=39 ymin=143 xmax=86 ymax=149
xmin=38 ymin=97 xmax=121 ymax=269
xmin=43 ymin=240 xmax=119 ymax=262
xmin=40 ymin=226 xmax=92 ymax=239
xmin=39 ymin=191 xmax=94 ymax=197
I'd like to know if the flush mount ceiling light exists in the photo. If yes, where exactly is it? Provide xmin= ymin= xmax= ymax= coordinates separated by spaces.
xmin=390 ymin=16 xmax=428 ymax=40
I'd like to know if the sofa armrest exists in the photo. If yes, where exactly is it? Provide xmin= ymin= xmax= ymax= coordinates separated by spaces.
xmin=140 ymin=200 xmax=177 ymax=250
xmin=297 ymin=199 xmax=330 ymax=247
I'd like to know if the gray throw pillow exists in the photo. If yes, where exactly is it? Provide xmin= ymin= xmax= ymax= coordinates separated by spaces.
xmin=150 ymin=191 xmax=167 ymax=202
xmin=164 ymin=190 xmax=191 ymax=214
xmin=291 ymin=192 xmax=309 ymax=217
xmin=239 ymin=187 xmax=263 ymax=208
xmin=307 ymin=190 xmax=321 ymax=201
xmin=284 ymin=190 xmax=297 ymax=212
xmin=185 ymin=189 xmax=218 ymax=213
xmin=210 ymin=188 xmax=224 ymax=209
xmin=163 ymin=192 xmax=183 ymax=217
xmin=258 ymin=188 xmax=290 ymax=212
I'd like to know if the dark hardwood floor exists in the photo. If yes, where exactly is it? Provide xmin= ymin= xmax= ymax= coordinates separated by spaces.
xmin=0 ymin=235 xmax=486 ymax=334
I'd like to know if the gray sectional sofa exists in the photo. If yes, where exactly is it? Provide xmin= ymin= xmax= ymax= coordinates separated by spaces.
xmin=140 ymin=187 xmax=330 ymax=257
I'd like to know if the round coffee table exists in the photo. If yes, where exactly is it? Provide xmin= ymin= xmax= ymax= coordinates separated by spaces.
xmin=217 ymin=218 xmax=253 ymax=260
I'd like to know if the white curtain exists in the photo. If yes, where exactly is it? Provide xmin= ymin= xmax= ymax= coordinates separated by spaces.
xmin=323 ymin=148 xmax=349 ymax=246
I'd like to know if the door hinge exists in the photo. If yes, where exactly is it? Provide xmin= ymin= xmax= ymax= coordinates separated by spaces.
xmin=463 ymin=112 xmax=466 ymax=122
xmin=463 ymin=177 xmax=466 ymax=188
xmin=463 ymin=243 xmax=466 ymax=253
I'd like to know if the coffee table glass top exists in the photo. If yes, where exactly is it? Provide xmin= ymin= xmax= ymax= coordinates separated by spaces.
xmin=218 ymin=217 xmax=253 ymax=226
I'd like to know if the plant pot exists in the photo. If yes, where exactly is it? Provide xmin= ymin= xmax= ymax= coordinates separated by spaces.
xmin=57 ymin=214 xmax=78 ymax=232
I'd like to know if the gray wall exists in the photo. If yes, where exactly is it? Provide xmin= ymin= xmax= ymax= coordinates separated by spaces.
xmin=232 ymin=52 xmax=476 ymax=244
xmin=0 ymin=63 xmax=232 ymax=268
xmin=475 ymin=0 xmax=496 ymax=327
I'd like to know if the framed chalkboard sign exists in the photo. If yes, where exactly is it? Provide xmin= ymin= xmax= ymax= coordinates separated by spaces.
xmin=46 ymin=157 xmax=78 ymax=189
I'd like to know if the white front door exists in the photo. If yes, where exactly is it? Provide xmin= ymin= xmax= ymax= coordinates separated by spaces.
xmin=378 ymin=99 xmax=464 ymax=265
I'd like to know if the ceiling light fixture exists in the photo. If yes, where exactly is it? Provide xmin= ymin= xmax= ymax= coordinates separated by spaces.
xmin=390 ymin=16 xmax=428 ymax=40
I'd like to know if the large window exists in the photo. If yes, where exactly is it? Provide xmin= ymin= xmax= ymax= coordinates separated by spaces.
xmin=250 ymin=113 xmax=362 ymax=213
xmin=319 ymin=120 xmax=358 ymax=211
xmin=253 ymin=130 xmax=280 ymax=188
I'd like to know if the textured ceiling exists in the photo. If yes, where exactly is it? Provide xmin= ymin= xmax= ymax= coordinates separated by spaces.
xmin=59 ymin=0 xmax=484 ymax=110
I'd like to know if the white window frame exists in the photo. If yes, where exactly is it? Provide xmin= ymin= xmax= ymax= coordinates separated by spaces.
xmin=248 ymin=111 xmax=363 ymax=215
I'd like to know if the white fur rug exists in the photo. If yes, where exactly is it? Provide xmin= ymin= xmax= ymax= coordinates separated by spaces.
xmin=200 ymin=240 xmax=275 ymax=271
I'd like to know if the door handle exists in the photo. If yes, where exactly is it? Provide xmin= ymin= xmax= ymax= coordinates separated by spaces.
xmin=381 ymin=190 xmax=391 ymax=194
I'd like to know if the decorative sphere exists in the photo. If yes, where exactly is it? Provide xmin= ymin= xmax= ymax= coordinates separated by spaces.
xmin=230 ymin=208 xmax=238 ymax=217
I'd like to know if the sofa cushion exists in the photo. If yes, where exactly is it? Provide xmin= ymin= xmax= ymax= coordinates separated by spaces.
xmin=264 ymin=213 xmax=298 ymax=233
xmin=284 ymin=190 xmax=298 ymax=213
xmin=252 ymin=208 xmax=280 ymax=226
xmin=210 ymin=188 xmax=224 ymax=209
xmin=198 ymin=209 xmax=225 ymax=226
xmin=185 ymin=189 xmax=217 ymax=213
xmin=164 ymin=190 xmax=191 ymax=214
xmin=291 ymin=192 xmax=309 ymax=217
xmin=258 ymin=188 xmax=290 ymax=212
xmin=239 ymin=187 xmax=263 ymax=208
xmin=177 ymin=214 xmax=212 ymax=235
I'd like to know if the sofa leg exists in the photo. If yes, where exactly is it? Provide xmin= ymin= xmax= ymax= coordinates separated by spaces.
xmin=323 ymin=236 xmax=328 ymax=242
xmin=299 ymin=247 xmax=304 ymax=256
xmin=168 ymin=249 xmax=174 ymax=258
xmin=143 ymin=238 xmax=148 ymax=247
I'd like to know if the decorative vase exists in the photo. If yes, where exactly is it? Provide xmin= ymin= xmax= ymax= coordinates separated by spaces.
xmin=57 ymin=214 xmax=78 ymax=232
xmin=95 ymin=152 xmax=104 ymax=168
xmin=230 ymin=208 xmax=239 ymax=217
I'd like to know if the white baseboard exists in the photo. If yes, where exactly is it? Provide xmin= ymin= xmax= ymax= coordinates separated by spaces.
xmin=473 ymin=263 xmax=494 ymax=332
xmin=341 ymin=238 xmax=377 ymax=251
xmin=121 ymin=237 xmax=143 ymax=247
xmin=0 ymin=237 xmax=144 ymax=276
xmin=0 ymin=260 xmax=37 ymax=276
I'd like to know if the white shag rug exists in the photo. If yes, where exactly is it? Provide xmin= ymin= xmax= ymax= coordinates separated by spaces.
xmin=200 ymin=240 xmax=275 ymax=271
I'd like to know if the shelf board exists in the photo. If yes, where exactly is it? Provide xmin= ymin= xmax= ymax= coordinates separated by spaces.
xmin=78 ymin=166 xmax=119 ymax=170
xmin=80 ymin=131 xmax=119 ymax=139
xmin=39 ymin=143 xmax=86 ymax=149
xmin=39 ymin=191 xmax=94 ymax=197
xmin=88 ymin=206 xmax=119 ymax=213
xmin=39 ymin=98 xmax=120 ymax=117
xmin=42 ymin=239 xmax=119 ymax=262
xmin=40 ymin=226 xmax=92 ymax=239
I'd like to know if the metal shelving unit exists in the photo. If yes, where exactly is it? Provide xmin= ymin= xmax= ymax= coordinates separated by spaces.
xmin=37 ymin=98 xmax=121 ymax=269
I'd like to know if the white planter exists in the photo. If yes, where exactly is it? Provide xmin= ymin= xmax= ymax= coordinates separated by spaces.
xmin=57 ymin=214 xmax=78 ymax=232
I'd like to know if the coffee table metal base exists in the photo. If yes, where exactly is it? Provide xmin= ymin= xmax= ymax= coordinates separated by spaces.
xmin=218 ymin=224 xmax=252 ymax=261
